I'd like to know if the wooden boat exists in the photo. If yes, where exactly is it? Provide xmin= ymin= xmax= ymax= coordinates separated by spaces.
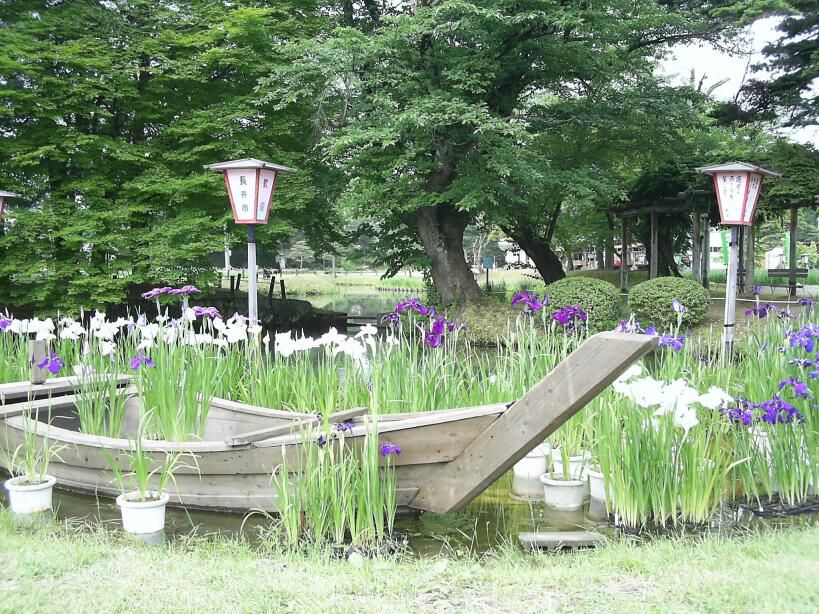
xmin=0 ymin=332 xmax=655 ymax=514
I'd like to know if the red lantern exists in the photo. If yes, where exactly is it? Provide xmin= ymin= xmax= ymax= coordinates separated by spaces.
xmin=0 ymin=190 xmax=19 ymax=220
xmin=203 ymin=158 xmax=296 ymax=224
xmin=695 ymin=162 xmax=781 ymax=226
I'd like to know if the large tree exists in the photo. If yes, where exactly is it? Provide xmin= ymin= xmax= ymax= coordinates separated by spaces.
xmin=266 ymin=0 xmax=750 ymax=301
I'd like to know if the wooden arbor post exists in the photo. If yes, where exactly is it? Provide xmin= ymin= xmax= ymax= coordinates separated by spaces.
xmin=701 ymin=225 xmax=710 ymax=289
xmin=742 ymin=225 xmax=756 ymax=298
xmin=620 ymin=216 xmax=629 ymax=293
xmin=691 ymin=212 xmax=702 ymax=283
xmin=789 ymin=204 xmax=799 ymax=298
xmin=649 ymin=211 xmax=659 ymax=279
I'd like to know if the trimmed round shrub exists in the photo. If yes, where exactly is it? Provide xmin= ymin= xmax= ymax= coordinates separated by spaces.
xmin=628 ymin=277 xmax=710 ymax=330
xmin=545 ymin=277 xmax=620 ymax=332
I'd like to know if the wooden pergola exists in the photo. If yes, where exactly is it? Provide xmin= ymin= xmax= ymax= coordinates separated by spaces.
xmin=608 ymin=192 xmax=713 ymax=293
xmin=609 ymin=193 xmax=816 ymax=296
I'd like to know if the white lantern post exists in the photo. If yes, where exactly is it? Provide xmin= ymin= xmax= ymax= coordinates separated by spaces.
xmin=695 ymin=162 xmax=781 ymax=355
xmin=0 ymin=190 xmax=19 ymax=221
xmin=204 ymin=158 xmax=296 ymax=323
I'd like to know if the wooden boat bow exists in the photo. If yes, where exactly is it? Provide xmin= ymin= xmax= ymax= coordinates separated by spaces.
xmin=408 ymin=331 xmax=657 ymax=514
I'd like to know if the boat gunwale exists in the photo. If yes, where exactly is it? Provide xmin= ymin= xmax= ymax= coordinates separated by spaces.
xmin=1 ymin=400 xmax=510 ymax=454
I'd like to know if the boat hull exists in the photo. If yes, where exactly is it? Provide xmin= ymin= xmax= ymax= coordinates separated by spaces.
xmin=0 ymin=393 xmax=507 ymax=513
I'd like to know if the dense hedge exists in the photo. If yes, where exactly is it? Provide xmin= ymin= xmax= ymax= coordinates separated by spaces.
xmin=546 ymin=277 xmax=621 ymax=331
xmin=628 ymin=277 xmax=711 ymax=329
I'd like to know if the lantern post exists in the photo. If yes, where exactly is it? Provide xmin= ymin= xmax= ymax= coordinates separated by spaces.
xmin=204 ymin=159 xmax=296 ymax=324
xmin=0 ymin=190 xmax=19 ymax=221
xmin=695 ymin=162 xmax=781 ymax=356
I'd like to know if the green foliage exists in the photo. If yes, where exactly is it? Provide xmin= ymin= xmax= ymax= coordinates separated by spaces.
xmin=546 ymin=277 xmax=621 ymax=331
xmin=0 ymin=0 xmax=336 ymax=311
xmin=629 ymin=277 xmax=711 ymax=329
xmin=458 ymin=299 xmax=519 ymax=346
xmin=740 ymin=1 xmax=819 ymax=126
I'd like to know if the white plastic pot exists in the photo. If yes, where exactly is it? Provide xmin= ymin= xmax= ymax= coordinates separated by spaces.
xmin=116 ymin=491 xmax=170 ymax=535
xmin=4 ymin=474 xmax=56 ymax=514
xmin=586 ymin=468 xmax=613 ymax=504
xmin=513 ymin=444 xmax=550 ymax=478
xmin=750 ymin=427 xmax=771 ymax=462
xmin=512 ymin=444 xmax=551 ymax=498
xmin=540 ymin=473 xmax=586 ymax=510
xmin=551 ymin=449 xmax=590 ymax=480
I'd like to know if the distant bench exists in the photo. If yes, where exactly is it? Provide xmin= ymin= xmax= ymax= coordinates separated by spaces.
xmin=766 ymin=268 xmax=808 ymax=294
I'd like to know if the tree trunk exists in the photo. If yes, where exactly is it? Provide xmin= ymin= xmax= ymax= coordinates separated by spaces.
xmin=417 ymin=204 xmax=483 ymax=304
xmin=504 ymin=227 xmax=566 ymax=284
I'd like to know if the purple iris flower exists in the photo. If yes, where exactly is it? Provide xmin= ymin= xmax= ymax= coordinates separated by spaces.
xmin=129 ymin=352 xmax=156 ymax=371
xmin=789 ymin=358 xmax=815 ymax=368
xmin=758 ymin=395 xmax=803 ymax=424
xmin=417 ymin=304 xmax=436 ymax=318
xmin=193 ymin=306 xmax=221 ymax=319
xmin=168 ymin=284 xmax=201 ymax=297
xmin=614 ymin=320 xmax=642 ymax=333
xmin=379 ymin=442 xmax=402 ymax=457
xmin=753 ymin=284 xmax=762 ymax=296
xmin=395 ymin=298 xmax=421 ymax=313
xmin=658 ymin=334 xmax=686 ymax=351
xmin=778 ymin=376 xmax=812 ymax=398
xmin=316 ymin=434 xmax=327 ymax=447
xmin=0 ymin=317 xmax=10 ymax=331
xmin=36 ymin=352 xmax=64 ymax=375
xmin=141 ymin=288 xmax=162 ymax=300
xmin=511 ymin=291 xmax=546 ymax=312
xmin=431 ymin=316 xmax=447 ymax=336
xmin=745 ymin=303 xmax=777 ymax=318
xmin=777 ymin=309 xmax=796 ymax=320
xmin=723 ymin=406 xmax=754 ymax=426
xmin=381 ymin=312 xmax=400 ymax=325
xmin=335 ymin=421 xmax=355 ymax=434
xmin=671 ymin=299 xmax=687 ymax=314
xmin=552 ymin=305 xmax=588 ymax=331
xmin=424 ymin=331 xmax=443 ymax=348
xmin=447 ymin=319 xmax=461 ymax=333
xmin=788 ymin=328 xmax=817 ymax=353
xmin=798 ymin=297 xmax=814 ymax=309
xmin=644 ymin=326 xmax=657 ymax=335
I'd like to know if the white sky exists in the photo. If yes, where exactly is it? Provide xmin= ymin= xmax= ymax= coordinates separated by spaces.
xmin=659 ymin=17 xmax=818 ymax=147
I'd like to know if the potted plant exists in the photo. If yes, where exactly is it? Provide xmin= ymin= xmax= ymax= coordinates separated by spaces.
xmin=540 ymin=454 xmax=586 ymax=511
xmin=549 ymin=417 xmax=589 ymax=480
xmin=107 ymin=417 xmax=195 ymax=535
xmin=586 ymin=461 xmax=612 ymax=504
xmin=3 ymin=412 xmax=64 ymax=515
xmin=512 ymin=442 xmax=550 ymax=498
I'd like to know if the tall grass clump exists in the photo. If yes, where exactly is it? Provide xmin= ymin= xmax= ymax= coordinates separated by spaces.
xmin=270 ymin=417 xmax=400 ymax=551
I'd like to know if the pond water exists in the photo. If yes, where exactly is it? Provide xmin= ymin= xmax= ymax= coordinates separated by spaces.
xmin=309 ymin=292 xmax=403 ymax=318
xmin=3 ymin=473 xmax=815 ymax=555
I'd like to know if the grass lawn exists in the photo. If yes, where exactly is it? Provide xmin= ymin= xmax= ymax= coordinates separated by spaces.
xmin=2 ymin=514 xmax=817 ymax=613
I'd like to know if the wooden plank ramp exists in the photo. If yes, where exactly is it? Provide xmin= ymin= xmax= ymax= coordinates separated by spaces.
xmin=408 ymin=332 xmax=656 ymax=513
